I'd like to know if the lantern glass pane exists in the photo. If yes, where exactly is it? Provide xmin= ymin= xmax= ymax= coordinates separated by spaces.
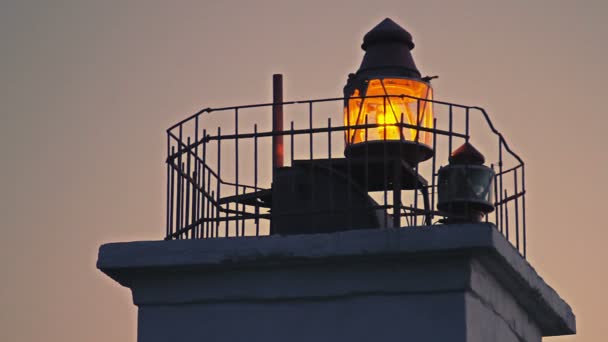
xmin=345 ymin=78 xmax=434 ymax=147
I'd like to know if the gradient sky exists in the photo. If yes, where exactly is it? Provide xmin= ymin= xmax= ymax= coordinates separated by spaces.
xmin=1 ymin=1 xmax=607 ymax=341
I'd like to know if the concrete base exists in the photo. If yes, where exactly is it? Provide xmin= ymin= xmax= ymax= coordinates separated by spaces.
xmin=98 ymin=224 xmax=575 ymax=342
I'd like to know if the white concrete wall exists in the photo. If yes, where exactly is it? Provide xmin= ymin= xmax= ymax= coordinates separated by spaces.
xmin=138 ymin=293 xmax=466 ymax=342
xmin=98 ymin=224 xmax=575 ymax=342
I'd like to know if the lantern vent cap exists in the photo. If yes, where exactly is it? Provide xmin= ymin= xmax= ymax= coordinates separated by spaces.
xmin=362 ymin=18 xmax=415 ymax=51
xmin=449 ymin=142 xmax=486 ymax=165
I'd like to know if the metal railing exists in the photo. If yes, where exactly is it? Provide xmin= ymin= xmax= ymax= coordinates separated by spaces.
xmin=165 ymin=95 xmax=527 ymax=258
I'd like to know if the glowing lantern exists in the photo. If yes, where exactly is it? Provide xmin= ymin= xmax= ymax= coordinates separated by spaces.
xmin=344 ymin=18 xmax=434 ymax=164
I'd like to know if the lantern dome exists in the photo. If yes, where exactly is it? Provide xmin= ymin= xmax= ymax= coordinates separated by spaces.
xmin=356 ymin=18 xmax=421 ymax=79
xmin=449 ymin=142 xmax=486 ymax=165
xmin=362 ymin=17 xmax=414 ymax=50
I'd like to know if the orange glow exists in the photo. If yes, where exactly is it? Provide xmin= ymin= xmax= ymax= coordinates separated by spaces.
xmin=345 ymin=78 xmax=434 ymax=147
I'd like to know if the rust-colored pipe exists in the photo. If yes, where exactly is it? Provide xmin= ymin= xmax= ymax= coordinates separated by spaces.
xmin=272 ymin=74 xmax=284 ymax=179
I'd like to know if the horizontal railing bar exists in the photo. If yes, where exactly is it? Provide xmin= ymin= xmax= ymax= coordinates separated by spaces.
xmin=167 ymin=131 xmax=261 ymax=191
xmin=495 ymin=190 xmax=526 ymax=206
xmin=167 ymin=94 xmax=479 ymax=132
xmin=170 ymin=123 xmax=468 ymax=155
xmin=216 ymin=205 xmax=268 ymax=217
xmin=168 ymin=161 xmax=220 ymax=206
xmin=168 ymin=131 xmax=219 ymax=178
xmin=495 ymin=164 xmax=522 ymax=176
xmin=166 ymin=96 xmax=523 ymax=171
xmin=165 ymin=213 xmax=272 ymax=240
xmin=471 ymin=106 xmax=524 ymax=166
xmin=208 ymin=122 xmax=467 ymax=141
xmin=170 ymin=202 xmax=435 ymax=239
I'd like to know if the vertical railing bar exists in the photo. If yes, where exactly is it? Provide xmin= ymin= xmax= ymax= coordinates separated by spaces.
xmin=462 ymin=107 xmax=471 ymax=224
xmin=346 ymin=97 xmax=351 ymax=147
xmin=346 ymin=98 xmax=353 ymax=229
xmin=290 ymin=121 xmax=295 ymax=165
xmin=514 ymin=168 xmax=520 ymax=251
xmin=169 ymin=146 xmax=176 ymax=238
xmin=192 ymin=165 xmax=198 ymax=239
xmin=190 ymin=167 xmax=199 ymax=239
xmin=177 ymin=125 xmax=183 ymax=237
xmin=364 ymin=114 xmax=370 ymax=221
xmin=448 ymin=105 xmax=453 ymax=154
xmin=409 ymin=202 xmax=414 ymax=226
xmin=393 ymin=112 xmax=405 ymax=228
xmin=234 ymin=108 xmax=239 ymax=237
xmin=241 ymin=186 xmax=246 ymax=236
xmin=346 ymin=124 xmax=353 ymax=230
xmin=254 ymin=124 xmax=259 ymax=236
xmin=521 ymin=166 xmax=527 ymax=258
xmin=492 ymin=163 xmax=499 ymax=231
xmin=166 ymin=136 xmax=171 ymax=238
xmin=499 ymin=139 xmax=504 ymax=235
xmin=412 ymin=98 xmax=422 ymax=226
xmin=211 ymin=190 xmax=216 ymax=238
xmin=309 ymin=102 xmax=314 ymax=159
xmin=206 ymin=170 xmax=211 ymax=238
xmin=180 ymin=161 xmax=185 ymax=238
xmin=465 ymin=107 xmax=470 ymax=143
xmin=504 ymin=189 xmax=510 ymax=242
xmin=201 ymin=129 xmax=207 ymax=238
xmin=191 ymin=161 xmax=197 ymax=239
xmin=191 ymin=168 xmax=197 ymax=239
xmin=194 ymin=116 xmax=199 ymax=238
xmin=328 ymin=118 xmax=333 ymax=215
xmin=216 ymin=127 xmax=222 ymax=236
xmin=185 ymin=137 xmax=191 ymax=238
xmin=309 ymin=103 xmax=315 ymax=230
xmin=382 ymin=96 xmax=388 ymax=228
xmin=431 ymin=117 xmax=438 ymax=221
xmin=198 ymin=163 xmax=203 ymax=238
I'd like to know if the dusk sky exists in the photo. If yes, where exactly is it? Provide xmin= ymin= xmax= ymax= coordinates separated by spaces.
xmin=1 ymin=1 xmax=607 ymax=341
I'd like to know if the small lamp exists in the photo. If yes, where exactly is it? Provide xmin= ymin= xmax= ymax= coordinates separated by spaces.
xmin=437 ymin=142 xmax=495 ymax=223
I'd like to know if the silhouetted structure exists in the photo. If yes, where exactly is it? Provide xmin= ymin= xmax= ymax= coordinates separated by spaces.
xmin=98 ymin=18 xmax=575 ymax=342
xmin=162 ymin=19 xmax=528 ymax=258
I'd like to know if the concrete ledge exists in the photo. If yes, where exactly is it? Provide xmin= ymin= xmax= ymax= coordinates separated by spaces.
xmin=98 ymin=224 xmax=493 ymax=270
xmin=97 ymin=223 xmax=575 ymax=336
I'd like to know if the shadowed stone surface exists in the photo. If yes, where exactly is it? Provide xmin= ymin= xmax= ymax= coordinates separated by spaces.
xmin=98 ymin=224 xmax=575 ymax=342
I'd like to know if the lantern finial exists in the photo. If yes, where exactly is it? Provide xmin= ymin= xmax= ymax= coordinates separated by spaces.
xmin=362 ymin=18 xmax=414 ymax=50
xmin=356 ymin=18 xmax=421 ymax=81
xmin=449 ymin=142 xmax=486 ymax=165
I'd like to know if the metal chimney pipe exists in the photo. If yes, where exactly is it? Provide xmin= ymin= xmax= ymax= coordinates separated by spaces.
xmin=272 ymin=74 xmax=284 ymax=179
